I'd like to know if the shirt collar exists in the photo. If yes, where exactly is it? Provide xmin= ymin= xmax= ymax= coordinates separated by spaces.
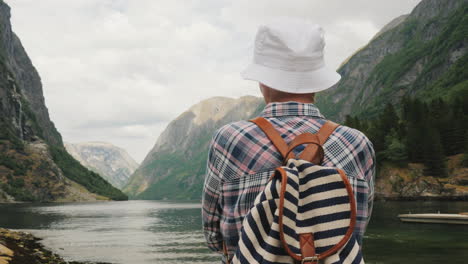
xmin=260 ymin=101 xmax=326 ymax=119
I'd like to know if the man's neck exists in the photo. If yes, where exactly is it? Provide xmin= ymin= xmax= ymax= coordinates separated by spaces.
xmin=260 ymin=84 xmax=316 ymax=104
xmin=265 ymin=97 xmax=315 ymax=104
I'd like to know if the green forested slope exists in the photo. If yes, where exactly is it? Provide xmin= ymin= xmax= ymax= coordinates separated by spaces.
xmin=316 ymin=0 xmax=467 ymax=121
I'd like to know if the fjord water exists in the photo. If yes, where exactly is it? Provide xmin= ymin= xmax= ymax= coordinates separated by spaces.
xmin=0 ymin=201 xmax=467 ymax=264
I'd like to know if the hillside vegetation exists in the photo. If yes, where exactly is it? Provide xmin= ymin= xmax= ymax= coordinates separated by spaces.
xmin=316 ymin=0 xmax=467 ymax=121
xmin=345 ymin=97 xmax=467 ymax=199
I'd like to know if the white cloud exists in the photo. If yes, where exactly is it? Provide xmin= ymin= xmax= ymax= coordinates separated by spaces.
xmin=6 ymin=0 xmax=421 ymax=161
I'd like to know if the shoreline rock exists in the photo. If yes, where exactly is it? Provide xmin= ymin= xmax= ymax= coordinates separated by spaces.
xmin=375 ymin=154 xmax=468 ymax=200
xmin=0 ymin=228 xmax=112 ymax=264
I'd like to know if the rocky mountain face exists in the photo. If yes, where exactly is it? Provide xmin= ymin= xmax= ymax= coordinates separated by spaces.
xmin=124 ymin=96 xmax=264 ymax=199
xmin=0 ymin=1 xmax=127 ymax=202
xmin=0 ymin=4 xmax=62 ymax=146
xmin=316 ymin=0 xmax=467 ymax=121
xmin=65 ymin=142 xmax=138 ymax=189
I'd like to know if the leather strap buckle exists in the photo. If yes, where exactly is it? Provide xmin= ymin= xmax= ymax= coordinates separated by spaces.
xmin=301 ymin=256 xmax=319 ymax=264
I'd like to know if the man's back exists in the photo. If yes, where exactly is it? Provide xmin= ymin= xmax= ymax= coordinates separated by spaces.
xmin=202 ymin=101 xmax=375 ymax=259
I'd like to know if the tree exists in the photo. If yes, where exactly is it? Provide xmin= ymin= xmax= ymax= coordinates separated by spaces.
xmin=344 ymin=115 xmax=368 ymax=133
xmin=383 ymin=129 xmax=408 ymax=165
xmin=462 ymin=131 xmax=468 ymax=167
xmin=373 ymin=103 xmax=400 ymax=153
xmin=344 ymin=115 xmax=356 ymax=128
xmin=422 ymin=126 xmax=448 ymax=177
xmin=381 ymin=103 xmax=399 ymax=132
xmin=403 ymin=98 xmax=427 ymax=163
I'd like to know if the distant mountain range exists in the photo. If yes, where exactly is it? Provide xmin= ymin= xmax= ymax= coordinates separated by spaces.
xmin=124 ymin=0 xmax=467 ymax=200
xmin=65 ymin=142 xmax=138 ymax=189
xmin=0 ymin=1 xmax=127 ymax=202
xmin=124 ymin=96 xmax=264 ymax=199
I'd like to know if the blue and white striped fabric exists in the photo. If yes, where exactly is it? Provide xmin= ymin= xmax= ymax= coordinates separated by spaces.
xmin=232 ymin=159 xmax=364 ymax=264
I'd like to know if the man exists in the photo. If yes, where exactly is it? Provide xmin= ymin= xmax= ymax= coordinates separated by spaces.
xmin=202 ymin=18 xmax=375 ymax=263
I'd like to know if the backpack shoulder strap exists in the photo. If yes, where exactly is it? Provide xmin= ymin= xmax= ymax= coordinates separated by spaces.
xmin=299 ymin=121 xmax=340 ymax=163
xmin=249 ymin=117 xmax=292 ymax=159
xmin=317 ymin=120 xmax=340 ymax=145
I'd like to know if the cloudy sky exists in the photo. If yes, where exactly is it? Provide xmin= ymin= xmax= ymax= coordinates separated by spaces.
xmin=7 ymin=0 xmax=421 ymax=162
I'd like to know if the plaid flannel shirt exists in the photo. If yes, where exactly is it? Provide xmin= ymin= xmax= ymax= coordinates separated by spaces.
xmin=202 ymin=101 xmax=376 ymax=260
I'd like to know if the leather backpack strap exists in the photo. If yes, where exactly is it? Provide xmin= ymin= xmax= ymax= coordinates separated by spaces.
xmin=317 ymin=120 xmax=340 ymax=144
xmin=223 ymin=241 xmax=230 ymax=264
xmin=285 ymin=133 xmax=323 ymax=164
xmin=300 ymin=121 xmax=339 ymax=163
xmin=250 ymin=117 xmax=293 ymax=160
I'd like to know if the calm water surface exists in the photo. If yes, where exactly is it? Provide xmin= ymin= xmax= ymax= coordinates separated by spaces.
xmin=0 ymin=200 xmax=467 ymax=264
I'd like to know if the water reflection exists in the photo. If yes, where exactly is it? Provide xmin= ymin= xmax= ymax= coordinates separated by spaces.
xmin=364 ymin=201 xmax=468 ymax=264
xmin=0 ymin=203 xmax=67 ymax=229
xmin=0 ymin=201 xmax=218 ymax=264
xmin=0 ymin=200 xmax=467 ymax=264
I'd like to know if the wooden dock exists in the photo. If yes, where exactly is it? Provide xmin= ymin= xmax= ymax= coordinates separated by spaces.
xmin=398 ymin=213 xmax=468 ymax=225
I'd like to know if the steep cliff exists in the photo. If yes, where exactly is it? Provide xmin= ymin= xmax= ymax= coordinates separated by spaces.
xmin=316 ymin=0 xmax=467 ymax=121
xmin=0 ymin=3 xmax=59 ymax=147
xmin=124 ymin=96 xmax=264 ymax=199
xmin=65 ymin=142 xmax=138 ymax=189
xmin=0 ymin=1 xmax=127 ymax=202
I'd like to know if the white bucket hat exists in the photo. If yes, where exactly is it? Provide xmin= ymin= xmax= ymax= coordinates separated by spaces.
xmin=241 ymin=18 xmax=341 ymax=94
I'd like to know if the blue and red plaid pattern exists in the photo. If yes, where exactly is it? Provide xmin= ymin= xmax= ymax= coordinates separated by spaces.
xmin=202 ymin=101 xmax=376 ymax=260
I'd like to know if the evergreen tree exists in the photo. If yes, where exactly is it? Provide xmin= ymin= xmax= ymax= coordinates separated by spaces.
xmin=422 ymin=126 xmax=448 ymax=177
xmin=462 ymin=130 xmax=468 ymax=168
xmin=373 ymin=103 xmax=400 ymax=154
xmin=346 ymin=97 xmax=465 ymax=169
xmin=403 ymin=98 xmax=426 ymax=163
xmin=360 ymin=119 xmax=370 ymax=135
xmin=381 ymin=103 xmax=399 ymax=131
xmin=344 ymin=115 xmax=355 ymax=128
xmin=383 ymin=129 xmax=408 ymax=165
xmin=446 ymin=99 xmax=468 ymax=155
xmin=345 ymin=115 xmax=368 ymax=132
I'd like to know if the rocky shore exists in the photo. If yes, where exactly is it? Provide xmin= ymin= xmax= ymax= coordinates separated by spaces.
xmin=0 ymin=228 xmax=111 ymax=264
xmin=375 ymin=154 xmax=468 ymax=200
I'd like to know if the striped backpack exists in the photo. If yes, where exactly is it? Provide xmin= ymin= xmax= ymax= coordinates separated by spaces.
xmin=229 ymin=117 xmax=364 ymax=264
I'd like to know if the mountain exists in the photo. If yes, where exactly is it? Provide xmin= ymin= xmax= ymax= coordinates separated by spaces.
xmin=65 ymin=142 xmax=138 ymax=189
xmin=125 ymin=0 xmax=467 ymax=201
xmin=316 ymin=0 xmax=467 ymax=122
xmin=0 ymin=1 xmax=127 ymax=202
xmin=124 ymin=96 xmax=265 ymax=199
